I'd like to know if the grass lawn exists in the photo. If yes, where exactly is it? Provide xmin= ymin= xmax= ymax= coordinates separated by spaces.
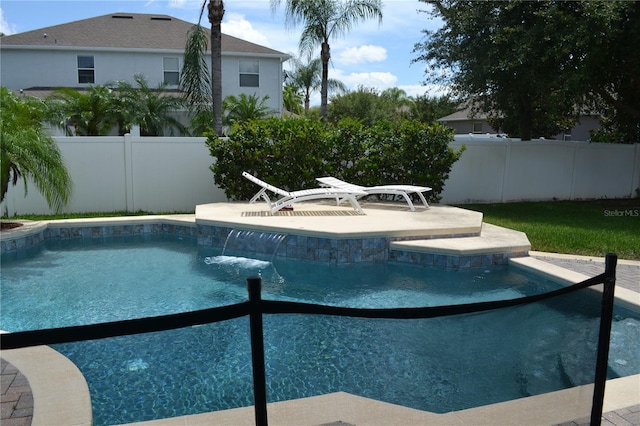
xmin=458 ymin=199 xmax=640 ymax=260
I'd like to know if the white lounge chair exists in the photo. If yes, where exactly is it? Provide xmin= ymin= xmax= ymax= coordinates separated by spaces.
xmin=243 ymin=172 xmax=367 ymax=215
xmin=316 ymin=176 xmax=432 ymax=211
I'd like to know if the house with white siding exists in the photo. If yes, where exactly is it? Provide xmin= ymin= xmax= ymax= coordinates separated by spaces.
xmin=0 ymin=12 xmax=290 ymax=130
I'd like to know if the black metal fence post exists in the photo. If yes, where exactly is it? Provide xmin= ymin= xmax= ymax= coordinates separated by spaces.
xmin=247 ymin=276 xmax=268 ymax=426
xmin=590 ymin=253 xmax=617 ymax=426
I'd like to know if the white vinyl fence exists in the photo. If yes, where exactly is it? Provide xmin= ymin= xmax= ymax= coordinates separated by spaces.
xmin=2 ymin=135 xmax=639 ymax=216
xmin=441 ymin=137 xmax=640 ymax=204
xmin=1 ymin=134 xmax=227 ymax=216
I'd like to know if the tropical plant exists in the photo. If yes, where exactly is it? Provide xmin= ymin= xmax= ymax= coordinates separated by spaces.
xmin=272 ymin=0 xmax=383 ymax=120
xmin=1 ymin=87 xmax=72 ymax=212
xmin=189 ymin=110 xmax=214 ymax=137
xmin=380 ymin=87 xmax=413 ymax=117
xmin=181 ymin=23 xmax=211 ymax=126
xmin=47 ymin=85 xmax=118 ymax=136
xmin=222 ymin=93 xmax=272 ymax=127
xmin=329 ymin=86 xmax=389 ymax=125
xmin=283 ymin=83 xmax=304 ymax=115
xmin=329 ymin=86 xmax=417 ymax=125
xmin=181 ymin=0 xmax=225 ymax=136
xmin=286 ymin=55 xmax=321 ymax=113
xmin=286 ymin=54 xmax=345 ymax=113
xmin=114 ymin=74 xmax=187 ymax=136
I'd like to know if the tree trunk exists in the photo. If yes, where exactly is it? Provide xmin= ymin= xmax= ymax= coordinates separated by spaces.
xmin=304 ymin=88 xmax=310 ymax=113
xmin=208 ymin=0 xmax=224 ymax=136
xmin=518 ymin=96 xmax=533 ymax=141
xmin=320 ymin=41 xmax=330 ymax=120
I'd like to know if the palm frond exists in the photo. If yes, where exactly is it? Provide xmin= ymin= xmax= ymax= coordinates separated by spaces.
xmin=180 ymin=24 xmax=211 ymax=114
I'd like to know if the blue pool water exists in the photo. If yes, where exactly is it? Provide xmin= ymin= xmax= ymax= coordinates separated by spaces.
xmin=1 ymin=234 xmax=639 ymax=425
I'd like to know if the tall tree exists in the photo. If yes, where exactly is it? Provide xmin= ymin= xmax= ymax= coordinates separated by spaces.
xmin=1 ymin=87 xmax=72 ymax=212
xmin=413 ymin=0 xmax=587 ymax=140
xmin=415 ymin=0 xmax=640 ymax=142
xmin=181 ymin=0 xmax=225 ymax=136
xmin=287 ymin=55 xmax=322 ymax=113
xmin=272 ymin=0 xmax=383 ymax=120
xmin=208 ymin=0 xmax=225 ymax=136
xmin=578 ymin=1 xmax=640 ymax=144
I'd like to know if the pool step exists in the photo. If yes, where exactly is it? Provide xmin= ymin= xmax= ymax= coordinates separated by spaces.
xmin=389 ymin=223 xmax=531 ymax=267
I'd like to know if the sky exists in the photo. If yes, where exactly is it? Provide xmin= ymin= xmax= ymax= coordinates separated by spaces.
xmin=0 ymin=0 xmax=444 ymax=105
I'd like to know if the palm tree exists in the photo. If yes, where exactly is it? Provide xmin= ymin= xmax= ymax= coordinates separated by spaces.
xmin=47 ymin=86 xmax=118 ymax=136
xmin=222 ymin=93 xmax=272 ymax=127
xmin=287 ymin=55 xmax=322 ymax=113
xmin=1 ymin=87 xmax=72 ymax=212
xmin=380 ymin=87 xmax=413 ymax=119
xmin=181 ymin=0 xmax=225 ymax=136
xmin=286 ymin=55 xmax=346 ymax=114
xmin=271 ymin=0 xmax=383 ymax=120
xmin=115 ymin=74 xmax=187 ymax=136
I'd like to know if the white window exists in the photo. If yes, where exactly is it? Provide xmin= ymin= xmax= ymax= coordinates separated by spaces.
xmin=163 ymin=57 xmax=180 ymax=86
xmin=472 ymin=122 xmax=483 ymax=133
xmin=239 ymin=60 xmax=259 ymax=87
xmin=77 ymin=55 xmax=95 ymax=84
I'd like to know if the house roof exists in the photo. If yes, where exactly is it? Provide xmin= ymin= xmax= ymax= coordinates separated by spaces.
xmin=437 ymin=101 xmax=600 ymax=122
xmin=437 ymin=102 xmax=488 ymax=122
xmin=0 ymin=12 xmax=287 ymax=57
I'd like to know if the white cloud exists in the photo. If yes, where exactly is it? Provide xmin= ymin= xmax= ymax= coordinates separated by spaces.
xmin=0 ymin=8 xmax=17 ymax=35
xmin=164 ymin=0 xmax=201 ymax=9
xmin=167 ymin=0 xmax=187 ymax=7
xmin=336 ymin=71 xmax=398 ymax=91
xmin=399 ymin=84 xmax=451 ymax=99
xmin=336 ymin=45 xmax=387 ymax=65
xmin=221 ymin=12 xmax=271 ymax=47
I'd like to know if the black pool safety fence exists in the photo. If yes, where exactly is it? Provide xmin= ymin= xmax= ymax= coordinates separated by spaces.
xmin=1 ymin=254 xmax=618 ymax=426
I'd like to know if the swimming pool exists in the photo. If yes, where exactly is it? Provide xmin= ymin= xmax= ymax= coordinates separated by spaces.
xmin=1 ymin=234 xmax=638 ymax=425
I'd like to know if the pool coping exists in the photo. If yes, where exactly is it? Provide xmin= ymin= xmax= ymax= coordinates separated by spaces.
xmin=1 ymin=208 xmax=638 ymax=425
xmin=1 ymin=205 xmax=531 ymax=268
xmin=510 ymin=256 xmax=640 ymax=311
xmin=5 ymin=344 xmax=636 ymax=426
xmin=121 ymin=376 xmax=640 ymax=425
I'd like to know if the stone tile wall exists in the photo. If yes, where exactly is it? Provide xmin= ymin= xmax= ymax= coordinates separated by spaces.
xmin=2 ymin=222 xmax=523 ymax=268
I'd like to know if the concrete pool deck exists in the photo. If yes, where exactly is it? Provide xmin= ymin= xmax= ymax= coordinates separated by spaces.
xmin=1 ymin=201 xmax=638 ymax=425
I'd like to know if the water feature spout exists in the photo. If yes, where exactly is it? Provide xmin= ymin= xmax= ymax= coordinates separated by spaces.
xmin=221 ymin=229 xmax=287 ymax=259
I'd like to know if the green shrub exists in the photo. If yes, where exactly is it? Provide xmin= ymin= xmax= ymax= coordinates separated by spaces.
xmin=206 ymin=117 xmax=464 ymax=202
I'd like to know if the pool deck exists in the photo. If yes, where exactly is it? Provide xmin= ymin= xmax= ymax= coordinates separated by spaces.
xmin=1 ymin=201 xmax=639 ymax=425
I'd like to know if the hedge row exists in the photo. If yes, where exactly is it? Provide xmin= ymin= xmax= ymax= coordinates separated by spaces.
xmin=206 ymin=117 xmax=465 ymax=203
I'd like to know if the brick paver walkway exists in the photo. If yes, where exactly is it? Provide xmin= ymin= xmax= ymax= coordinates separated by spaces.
xmin=1 ymin=358 xmax=33 ymax=426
